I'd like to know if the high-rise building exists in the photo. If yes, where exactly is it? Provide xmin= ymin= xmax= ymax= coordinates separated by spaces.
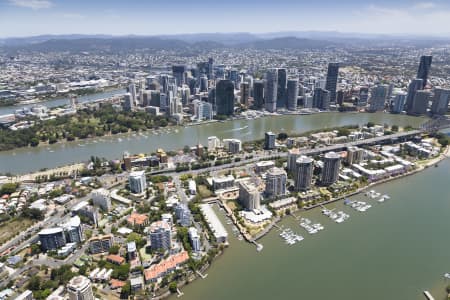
xmin=208 ymin=57 xmax=214 ymax=79
xmin=409 ymin=90 xmax=431 ymax=115
xmin=264 ymin=132 xmax=276 ymax=150
xmin=129 ymin=171 xmax=147 ymax=194
xmin=238 ymin=179 xmax=261 ymax=210
xmin=430 ymin=88 xmax=450 ymax=115
xmin=216 ymin=80 xmax=235 ymax=116
xmin=223 ymin=138 xmax=242 ymax=154
xmin=312 ymin=88 xmax=330 ymax=110
xmin=91 ymin=188 xmax=111 ymax=211
xmin=287 ymin=78 xmax=299 ymax=111
xmin=321 ymin=152 xmax=341 ymax=186
xmin=61 ymin=216 xmax=83 ymax=244
xmin=128 ymin=82 xmax=137 ymax=105
xmin=175 ymin=203 xmax=192 ymax=227
xmin=277 ymin=68 xmax=287 ymax=108
xmin=67 ymin=276 xmax=94 ymax=300
xmin=193 ymin=100 xmax=213 ymax=121
xmin=240 ymin=82 xmax=250 ymax=106
xmin=253 ymin=80 xmax=264 ymax=109
xmin=391 ymin=92 xmax=407 ymax=113
xmin=149 ymin=221 xmax=172 ymax=251
xmin=369 ymin=84 xmax=389 ymax=112
xmin=188 ymin=227 xmax=201 ymax=252
xmin=264 ymin=69 xmax=278 ymax=112
xmin=172 ymin=65 xmax=186 ymax=86
xmin=207 ymin=136 xmax=221 ymax=151
xmin=14 ymin=290 xmax=33 ymax=300
xmin=346 ymin=147 xmax=364 ymax=165
xmin=417 ymin=55 xmax=432 ymax=89
xmin=358 ymin=87 xmax=369 ymax=107
xmin=325 ymin=63 xmax=339 ymax=103
xmin=127 ymin=241 xmax=137 ymax=261
xmin=295 ymin=156 xmax=314 ymax=191
xmin=405 ymin=78 xmax=423 ymax=111
xmin=287 ymin=148 xmax=301 ymax=172
xmin=123 ymin=93 xmax=134 ymax=111
xmin=200 ymin=75 xmax=208 ymax=92
xmin=38 ymin=228 xmax=66 ymax=251
xmin=265 ymin=167 xmax=287 ymax=198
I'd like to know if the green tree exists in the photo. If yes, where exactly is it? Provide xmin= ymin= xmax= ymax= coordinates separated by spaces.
xmin=169 ymin=282 xmax=178 ymax=293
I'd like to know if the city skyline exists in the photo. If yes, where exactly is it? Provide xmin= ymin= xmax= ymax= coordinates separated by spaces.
xmin=2 ymin=0 xmax=450 ymax=37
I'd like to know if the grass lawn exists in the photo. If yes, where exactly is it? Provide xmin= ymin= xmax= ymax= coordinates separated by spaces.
xmin=0 ymin=217 xmax=34 ymax=245
xmin=198 ymin=185 xmax=212 ymax=198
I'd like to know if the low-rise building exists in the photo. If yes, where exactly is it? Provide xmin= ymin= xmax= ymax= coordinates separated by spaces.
xmin=144 ymin=251 xmax=189 ymax=283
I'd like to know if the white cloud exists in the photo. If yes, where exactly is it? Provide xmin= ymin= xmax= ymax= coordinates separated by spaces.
xmin=413 ymin=2 xmax=437 ymax=9
xmin=62 ymin=13 xmax=85 ymax=20
xmin=8 ymin=0 xmax=52 ymax=9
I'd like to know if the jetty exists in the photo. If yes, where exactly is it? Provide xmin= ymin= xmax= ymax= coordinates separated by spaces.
xmin=196 ymin=270 xmax=208 ymax=279
xmin=423 ymin=291 xmax=435 ymax=300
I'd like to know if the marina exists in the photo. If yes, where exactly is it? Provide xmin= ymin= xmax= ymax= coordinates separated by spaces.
xmin=299 ymin=218 xmax=324 ymax=235
xmin=321 ymin=207 xmax=350 ymax=224
xmin=344 ymin=199 xmax=372 ymax=212
xmin=278 ymin=228 xmax=304 ymax=245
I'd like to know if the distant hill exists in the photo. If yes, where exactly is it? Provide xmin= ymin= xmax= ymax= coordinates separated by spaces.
xmin=1 ymin=36 xmax=338 ymax=53
xmin=236 ymin=36 xmax=338 ymax=49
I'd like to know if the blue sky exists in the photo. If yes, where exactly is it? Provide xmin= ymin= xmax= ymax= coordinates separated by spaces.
xmin=1 ymin=0 xmax=450 ymax=37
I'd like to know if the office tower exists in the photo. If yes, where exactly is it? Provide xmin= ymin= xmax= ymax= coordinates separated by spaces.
xmin=405 ymin=78 xmax=423 ymax=111
xmin=38 ymin=228 xmax=66 ymax=251
xmin=346 ymin=146 xmax=364 ymax=165
xmin=149 ymin=90 xmax=161 ymax=107
xmin=240 ymin=82 xmax=250 ymax=106
xmin=417 ymin=55 xmax=432 ymax=89
xmin=129 ymin=171 xmax=147 ymax=194
xmin=336 ymin=90 xmax=344 ymax=106
xmin=409 ymin=90 xmax=431 ymax=115
xmin=387 ymin=83 xmax=395 ymax=99
xmin=200 ymin=75 xmax=208 ymax=92
xmin=287 ymin=78 xmax=299 ymax=111
xmin=325 ymin=63 xmax=339 ymax=103
xmin=277 ymin=68 xmax=287 ymax=108
xmin=142 ymin=90 xmax=151 ymax=107
xmin=295 ymin=156 xmax=314 ymax=191
xmin=149 ymin=221 xmax=172 ymax=251
xmin=358 ymin=87 xmax=369 ymax=107
xmin=215 ymin=80 xmax=234 ymax=116
xmin=369 ymin=84 xmax=389 ymax=112
xmin=312 ymin=88 xmax=330 ymax=110
xmin=91 ymin=188 xmax=111 ymax=211
xmin=430 ymin=88 xmax=450 ymax=115
xmin=208 ymin=57 xmax=214 ymax=79
xmin=238 ymin=179 xmax=261 ymax=210
xmin=181 ymin=85 xmax=190 ymax=106
xmin=265 ymin=167 xmax=287 ymax=197
xmin=188 ymin=227 xmax=201 ymax=252
xmin=264 ymin=131 xmax=276 ymax=150
xmin=128 ymin=82 xmax=137 ymax=105
xmin=229 ymin=69 xmax=239 ymax=87
xmin=264 ymin=69 xmax=278 ymax=112
xmin=67 ymin=276 xmax=94 ymax=300
xmin=172 ymin=65 xmax=186 ymax=86
xmin=175 ymin=203 xmax=192 ymax=227
xmin=391 ymin=92 xmax=407 ymax=113
xmin=321 ymin=152 xmax=341 ymax=186
xmin=160 ymin=74 xmax=169 ymax=94
xmin=123 ymin=93 xmax=133 ymax=111
xmin=253 ymin=80 xmax=264 ymax=109
xmin=127 ymin=241 xmax=137 ymax=261
xmin=61 ymin=216 xmax=83 ymax=244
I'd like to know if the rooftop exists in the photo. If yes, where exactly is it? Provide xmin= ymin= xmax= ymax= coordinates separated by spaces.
xmin=144 ymin=251 xmax=189 ymax=282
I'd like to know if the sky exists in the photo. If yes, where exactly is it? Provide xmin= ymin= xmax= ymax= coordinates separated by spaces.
xmin=1 ymin=0 xmax=450 ymax=37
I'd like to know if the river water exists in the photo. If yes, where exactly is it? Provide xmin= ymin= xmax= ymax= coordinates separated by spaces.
xmin=0 ymin=113 xmax=424 ymax=174
xmin=171 ymin=158 xmax=450 ymax=300
xmin=0 ymin=88 xmax=126 ymax=115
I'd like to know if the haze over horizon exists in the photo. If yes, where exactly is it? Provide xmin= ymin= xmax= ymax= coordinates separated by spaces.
xmin=1 ymin=0 xmax=450 ymax=38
